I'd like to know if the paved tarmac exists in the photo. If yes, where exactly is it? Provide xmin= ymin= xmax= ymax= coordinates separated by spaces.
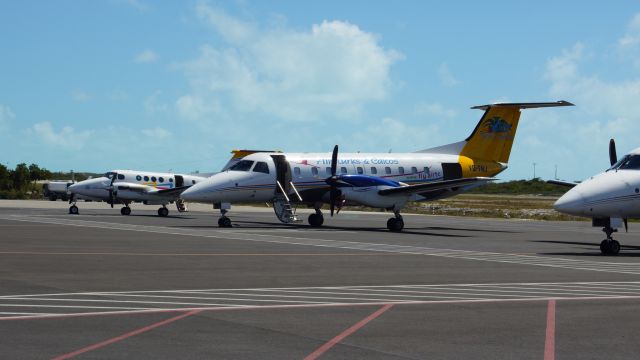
xmin=1 ymin=200 xmax=640 ymax=359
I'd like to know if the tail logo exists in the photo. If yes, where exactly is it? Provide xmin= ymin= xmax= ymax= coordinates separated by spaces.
xmin=480 ymin=117 xmax=514 ymax=139
xmin=482 ymin=117 xmax=512 ymax=133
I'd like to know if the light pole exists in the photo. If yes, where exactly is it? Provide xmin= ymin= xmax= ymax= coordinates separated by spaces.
xmin=533 ymin=162 xmax=537 ymax=179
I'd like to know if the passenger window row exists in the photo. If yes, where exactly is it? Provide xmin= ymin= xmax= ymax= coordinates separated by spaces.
xmin=294 ymin=166 xmax=428 ymax=177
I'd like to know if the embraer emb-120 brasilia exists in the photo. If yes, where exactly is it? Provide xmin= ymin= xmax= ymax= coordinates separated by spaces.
xmin=551 ymin=139 xmax=640 ymax=255
xmin=181 ymin=101 xmax=573 ymax=230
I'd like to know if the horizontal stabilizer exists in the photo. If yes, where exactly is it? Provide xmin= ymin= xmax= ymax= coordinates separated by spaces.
xmin=378 ymin=177 xmax=495 ymax=196
xmin=470 ymin=100 xmax=574 ymax=110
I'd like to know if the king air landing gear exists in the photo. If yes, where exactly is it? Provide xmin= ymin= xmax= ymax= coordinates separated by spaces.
xmin=595 ymin=217 xmax=624 ymax=255
xmin=216 ymin=202 xmax=232 ymax=228
xmin=600 ymin=227 xmax=621 ymax=256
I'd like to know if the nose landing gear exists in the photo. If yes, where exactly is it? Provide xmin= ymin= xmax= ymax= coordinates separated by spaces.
xmin=120 ymin=206 xmax=132 ymax=216
xmin=600 ymin=226 xmax=621 ymax=255
xmin=218 ymin=208 xmax=232 ymax=228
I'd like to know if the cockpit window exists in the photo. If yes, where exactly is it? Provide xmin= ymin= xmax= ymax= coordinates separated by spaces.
xmin=104 ymin=172 xmax=116 ymax=179
xmin=253 ymin=162 xmax=269 ymax=174
xmin=612 ymin=155 xmax=640 ymax=170
xmin=229 ymin=160 xmax=254 ymax=171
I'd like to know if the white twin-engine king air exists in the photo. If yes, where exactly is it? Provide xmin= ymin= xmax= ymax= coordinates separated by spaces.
xmin=67 ymin=170 xmax=206 ymax=216
xmin=551 ymin=139 xmax=640 ymax=255
xmin=181 ymin=101 xmax=573 ymax=231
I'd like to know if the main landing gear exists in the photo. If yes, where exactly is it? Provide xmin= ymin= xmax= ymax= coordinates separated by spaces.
xmin=157 ymin=206 xmax=169 ymax=217
xmin=218 ymin=208 xmax=232 ymax=228
xmin=600 ymin=226 xmax=621 ymax=255
xmin=120 ymin=206 xmax=132 ymax=216
xmin=387 ymin=211 xmax=404 ymax=232
xmin=308 ymin=208 xmax=324 ymax=227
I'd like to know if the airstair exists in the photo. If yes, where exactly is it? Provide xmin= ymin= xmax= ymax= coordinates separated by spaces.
xmin=273 ymin=181 xmax=303 ymax=223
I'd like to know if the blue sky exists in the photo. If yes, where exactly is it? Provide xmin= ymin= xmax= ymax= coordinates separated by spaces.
xmin=1 ymin=1 xmax=639 ymax=181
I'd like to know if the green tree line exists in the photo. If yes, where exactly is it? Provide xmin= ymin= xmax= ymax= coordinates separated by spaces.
xmin=0 ymin=163 xmax=95 ymax=199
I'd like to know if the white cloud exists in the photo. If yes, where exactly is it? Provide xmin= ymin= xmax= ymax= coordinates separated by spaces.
xmin=144 ymin=90 xmax=168 ymax=113
xmin=71 ymin=90 xmax=91 ymax=102
xmin=438 ymin=62 xmax=458 ymax=87
xmin=414 ymin=102 xmax=456 ymax=118
xmin=196 ymin=3 xmax=255 ymax=44
xmin=618 ymin=13 xmax=640 ymax=48
xmin=122 ymin=0 xmax=148 ymax=11
xmin=142 ymin=127 xmax=171 ymax=139
xmin=0 ymin=104 xmax=15 ymax=130
xmin=134 ymin=49 xmax=158 ymax=63
xmin=29 ymin=122 xmax=93 ymax=150
xmin=178 ymin=5 xmax=402 ymax=122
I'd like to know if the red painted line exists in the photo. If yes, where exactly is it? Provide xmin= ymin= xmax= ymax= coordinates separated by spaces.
xmin=303 ymin=304 xmax=393 ymax=360
xmin=50 ymin=309 xmax=201 ymax=360
xmin=544 ymin=300 xmax=556 ymax=360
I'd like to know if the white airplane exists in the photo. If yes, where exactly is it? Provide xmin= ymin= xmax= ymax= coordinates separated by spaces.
xmin=552 ymin=139 xmax=640 ymax=255
xmin=67 ymin=170 xmax=206 ymax=216
xmin=181 ymin=101 xmax=573 ymax=230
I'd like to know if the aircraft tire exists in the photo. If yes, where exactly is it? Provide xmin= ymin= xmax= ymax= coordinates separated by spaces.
xmin=218 ymin=217 xmax=232 ymax=228
xmin=308 ymin=213 xmax=324 ymax=227
xmin=387 ymin=218 xmax=404 ymax=232
xmin=600 ymin=240 xmax=609 ymax=254
xmin=158 ymin=207 xmax=169 ymax=217
xmin=69 ymin=205 xmax=79 ymax=215
xmin=121 ymin=207 xmax=131 ymax=216
xmin=609 ymin=240 xmax=621 ymax=255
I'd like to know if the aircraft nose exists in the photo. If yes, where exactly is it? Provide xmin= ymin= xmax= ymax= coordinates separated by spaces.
xmin=181 ymin=181 xmax=214 ymax=202
xmin=553 ymin=189 xmax=585 ymax=216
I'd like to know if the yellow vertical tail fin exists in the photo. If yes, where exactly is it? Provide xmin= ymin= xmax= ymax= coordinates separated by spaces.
xmin=460 ymin=101 xmax=574 ymax=163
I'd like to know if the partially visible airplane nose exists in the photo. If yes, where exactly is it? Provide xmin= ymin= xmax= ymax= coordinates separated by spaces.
xmin=553 ymin=188 xmax=585 ymax=216
xmin=181 ymin=181 xmax=213 ymax=202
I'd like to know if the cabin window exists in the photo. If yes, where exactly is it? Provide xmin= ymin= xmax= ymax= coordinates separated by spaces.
xmin=169 ymin=178 xmax=173 ymax=183
xmin=398 ymin=167 xmax=405 ymax=175
xmin=311 ymin=167 xmax=319 ymax=176
xmin=192 ymin=180 xmax=196 ymax=184
xmin=117 ymin=174 xmax=125 ymax=180
xmin=229 ymin=160 xmax=254 ymax=172
xmin=411 ymin=167 xmax=418 ymax=174
xmin=159 ymin=177 xmax=164 ymax=183
xmin=370 ymin=167 xmax=377 ymax=175
xmin=144 ymin=176 xmax=149 ymax=181
xmin=385 ymin=167 xmax=392 ymax=175
xmin=423 ymin=167 xmax=429 ymax=174
xmin=357 ymin=167 xmax=364 ymax=174
xmin=340 ymin=167 xmax=348 ymax=174
xmin=294 ymin=167 xmax=301 ymax=176
xmin=253 ymin=161 xmax=270 ymax=174
xmin=136 ymin=175 xmax=142 ymax=181
xmin=151 ymin=176 xmax=157 ymax=182
xmin=326 ymin=167 xmax=332 ymax=175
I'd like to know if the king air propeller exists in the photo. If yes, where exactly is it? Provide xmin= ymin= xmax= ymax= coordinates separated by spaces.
xmin=325 ymin=145 xmax=345 ymax=216
xmin=609 ymin=138 xmax=617 ymax=167
xmin=108 ymin=173 xmax=117 ymax=208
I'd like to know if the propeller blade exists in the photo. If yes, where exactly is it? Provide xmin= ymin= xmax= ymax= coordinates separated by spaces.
xmin=330 ymin=201 xmax=335 ymax=216
xmin=109 ymin=172 xmax=117 ymax=208
xmin=331 ymin=145 xmax=338 ymax=177
xmin=609 ymin=139 xmax=617 ymax=166
xmin=624 ymin=218 xmax=628 ymax=233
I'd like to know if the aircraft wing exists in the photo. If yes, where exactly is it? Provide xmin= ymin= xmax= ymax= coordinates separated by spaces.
xmin=546 ymin=180 xmax=577 ymax=188
xmin=154 ymin=185 xmax=192 ymax=195
xmin=378 ymin=177 xmax=495 ymax=196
